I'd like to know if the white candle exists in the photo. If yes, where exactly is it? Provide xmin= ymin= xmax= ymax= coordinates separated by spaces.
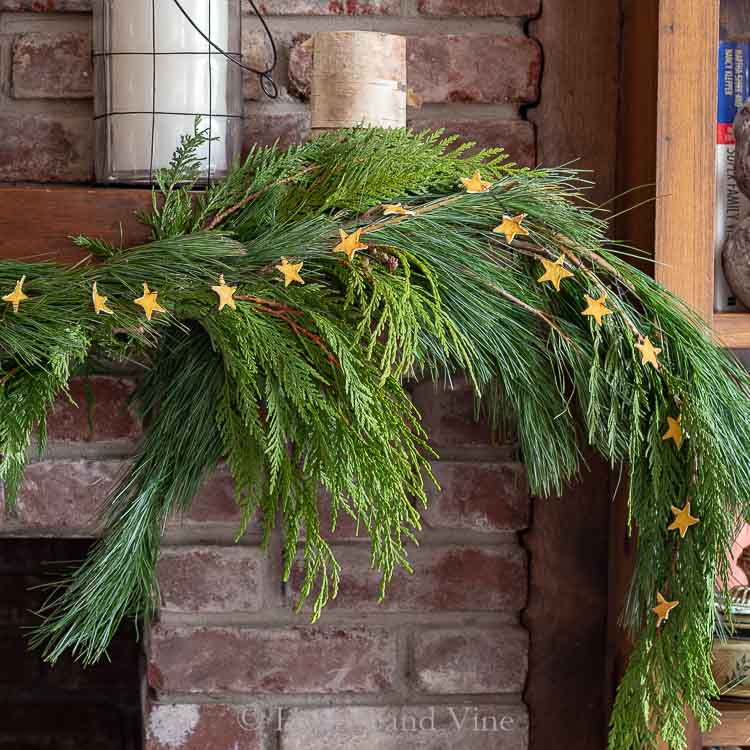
xmin=104 ymin=0 xmax=233 ymax=181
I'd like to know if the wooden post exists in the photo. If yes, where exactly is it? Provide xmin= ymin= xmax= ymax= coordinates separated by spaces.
xmin=654 ymin=0 xmax=719 ymax=322
xmin=310 ymin=31 xmax=406 ymax=135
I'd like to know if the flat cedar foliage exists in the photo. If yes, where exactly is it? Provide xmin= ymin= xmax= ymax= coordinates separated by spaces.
xmin=2 ymin=123 xmax=750 ymax=749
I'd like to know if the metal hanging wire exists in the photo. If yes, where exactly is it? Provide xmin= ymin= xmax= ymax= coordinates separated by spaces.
xmin=170 ymin=0 xmax=279 ymax=99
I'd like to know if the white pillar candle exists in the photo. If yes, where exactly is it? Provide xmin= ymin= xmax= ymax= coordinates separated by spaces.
xmin=99 ymin=0 xmax=235 ymax=182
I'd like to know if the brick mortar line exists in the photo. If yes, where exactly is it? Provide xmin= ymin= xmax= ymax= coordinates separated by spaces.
xmin=0 ymin=11 xmax=91 ymax=34
xmin=163 ymin=522 xmax=526 ymax=544
xmin=146 ymin=691 xmax=529 ymax=709
xmin=0 ymin=11 xmax=526 ymax=36
xmin=0 ymin=526 xmax=524 ymax=545
xmin=0 ymin=95 xmax=92 ymax=115
xmin=249 ymin=15 xmax=526 ymax=35
xmin=155 ymin=610 xmax=523 ymax=628
xmin=248 ymin=99 xmax=525 ymax=121
xmin=26 ymin=448 xmax=522 ymax=464
xmin=2 ymin=97 xmax=529 ymax=125
xmin=162 ymin=529 xmax=524 ymax=545
xmin=28 ymin=441 xmax=138 ymax=460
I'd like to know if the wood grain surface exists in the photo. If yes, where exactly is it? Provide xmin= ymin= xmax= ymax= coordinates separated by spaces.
xmin=0 ymin=187 xmax=152 ymax=264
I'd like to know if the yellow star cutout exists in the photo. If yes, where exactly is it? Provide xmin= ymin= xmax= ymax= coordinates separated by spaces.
xmin=3 ymin=276 xmax=30 ymax=314
xmin=211 ymin=274 xmax=237 ymax=311
xmin=662 ymin=415 xmax=683 ymax=449
xmin=494 ymin=214 xmax=530 ymax=245
xmin=333 ymin=228 xmax=368 ymax=261
xmin=460 ymin=170 xmax=493 ymax=194
xmin=133 ymin=283 xmax=166 ymax=321
xmin=275 ymin=258 xmax=305 ymax=288
xmin=383 ymin=203 xmax=415 ymax=216
xmin=667 ymin=502 xmax=699 ymax=539
xmin=636 ymin=336 xmax=662 ymax=369
xmin=652 ymin=592 xmax=679 ymax=628
xmin=537 ymin=254 xmax=574 ymax=292
xmin=582 ymin=293 xmax=614 ymax=326
xmin=91 ymin=282 xmax=113 ymax=316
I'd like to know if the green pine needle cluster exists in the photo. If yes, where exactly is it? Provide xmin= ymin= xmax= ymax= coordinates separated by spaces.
xmin=2 ymin=121 xmax=750 ymax=749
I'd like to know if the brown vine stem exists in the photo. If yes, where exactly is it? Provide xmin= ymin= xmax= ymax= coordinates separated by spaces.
xmin=515 ymin=237 xmax=644 ymax=341
xmin=494 ymin=286 xmax=573 ymax=344
xmin=359 ymin=195 xmax=465 ymax=236
xmin=206 ymin=164 xmax=321 ymax=230
xmin=358 ymin=180 xmax=520 ymax=236
xmin=235 ymin=294 xmax=338 ymax=366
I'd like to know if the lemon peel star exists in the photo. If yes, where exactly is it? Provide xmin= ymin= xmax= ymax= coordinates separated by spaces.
xmin=3 ymin=276 xmax=30 ymax=314
xmin=211 ymin=274 xmax=238 ymax=311
xmin=461 ymin=170 xmax=492 ymax=194
xmin=582 ymin=293 xmax=614 ymax=326
xmin=537 ymin=255 xmax=574 ymax=292
xmin=92 ymin=282 xmax=114 ymax=315
xmin=275 ymin=258 xmax=305 ymax=288
xmin=134 ymin=283 xmax=166 ymax=321
xmin=333 ymin=228 xmax=368 ymax=261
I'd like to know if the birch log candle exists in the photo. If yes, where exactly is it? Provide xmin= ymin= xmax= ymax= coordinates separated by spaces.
xmin=93 ymin=0 xmax=243 ymax=184
xmin=310 ymin=31 xmax=407 ymax=135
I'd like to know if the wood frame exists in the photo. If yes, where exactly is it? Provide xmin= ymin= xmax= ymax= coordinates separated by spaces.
xmin=656 ymin=0 xmax=750 ymax=348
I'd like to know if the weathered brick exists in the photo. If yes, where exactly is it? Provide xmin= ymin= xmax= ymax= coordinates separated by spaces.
xmin=288 ymin=34 xmax=312 ymax=99
xmin=1 ymin=460 xmax=121 ymax=532
xmin=46 ymin=376 xmax=140 ymax=443
xmin=0 ymin=462 xmax=256 ymax=533
xmin=244 ymin=109 xmax=311 ymax=150
xmin=423 ymin=462 xmax=529 ymax=532
xmin=146 ymin=704 xmax=261 ymax=750
xmin=408 ymin=118 xmax=536 ymax=166
xmin=288 ymin=34 xmax=541 ymax=104
xmin=157 ymin=546 xmax=276 ymax=612
xmin=149 ymin=625 xmax=396 ymax=694
xmin=418 ymin=0 xmax=540 ymax=16
xmin=407 ymin=35 xmax=540 ymax=104
xmin=287 ymin=545 xmax=527 ymax=612
xmin=0 ymin=113 xmax=93 ymax=182
xmin=280 ymin=705 xmax=529 ymax=750
xmin=172 ymin=469 xmax=243 ymax=526
xmin=412 ymin=627 xmax=528 ymax=694
xmin=255 ymin=0 xmax=399 ymax=13
xmin=12 ymin=32 xmax=92 ymax=100
xmin=411 ymin=378 xmax=493 ymax=450
xmin=243 ymin=29 xmax=294 ymax=101
xmin=0 ymin=0 xmax=90 ymax=9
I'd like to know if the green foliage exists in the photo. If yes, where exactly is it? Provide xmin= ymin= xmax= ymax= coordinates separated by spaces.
xmin=30 ymin=328 xmax=226 ymax=665
xmin=3 ymin=126 xmax=749 ymax=749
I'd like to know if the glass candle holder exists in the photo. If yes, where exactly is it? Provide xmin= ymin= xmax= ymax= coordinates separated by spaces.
xmin=93 ymin=0 xmax=243 ymax=184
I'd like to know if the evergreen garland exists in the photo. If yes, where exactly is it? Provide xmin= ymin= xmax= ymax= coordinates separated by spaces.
xmin=1 ymin=123 xmax=749 ymax=749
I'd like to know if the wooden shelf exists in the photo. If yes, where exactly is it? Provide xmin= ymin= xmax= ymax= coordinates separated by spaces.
xmin=714 ymin=313 xmax=750 ymax=348
xmin=0 ymin=186 xmax=152 ymax=263
xmin=703 ymin=701 xmax=750 ymax=746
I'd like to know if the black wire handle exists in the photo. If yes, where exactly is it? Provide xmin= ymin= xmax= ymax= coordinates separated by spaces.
xmin=170 ymin=0 xmax=278 ymax=99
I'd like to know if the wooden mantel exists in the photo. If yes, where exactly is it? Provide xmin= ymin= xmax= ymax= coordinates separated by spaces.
xmin=0 ymin=187 xmax=152 ymax=264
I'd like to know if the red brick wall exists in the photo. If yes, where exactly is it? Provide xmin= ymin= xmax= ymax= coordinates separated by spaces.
xmin=1 ymin=376 xmax=531 ymax=750
xmin=0 ymin=0 xmax=539 ymax=181
xmin=0 ymin=2 xmax=540 ymax=748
